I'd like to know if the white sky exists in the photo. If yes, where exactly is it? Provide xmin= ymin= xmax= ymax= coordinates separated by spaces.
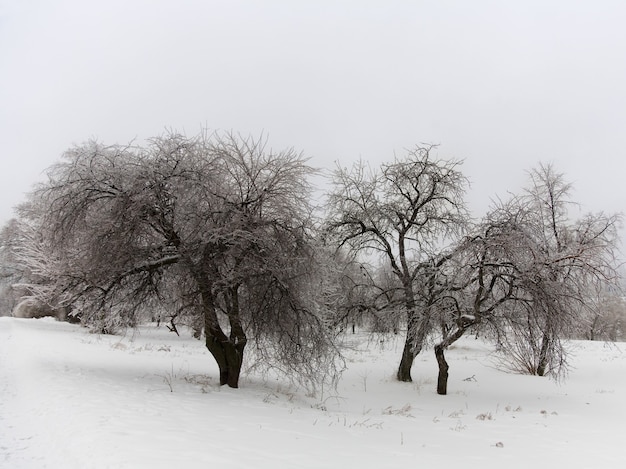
xmin=1 ymin=1 xmax=625 ymax=236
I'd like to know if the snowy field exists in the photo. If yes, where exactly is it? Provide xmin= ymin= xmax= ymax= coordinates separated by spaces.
xmin=1 ymin=317 xmax=625 ymax=468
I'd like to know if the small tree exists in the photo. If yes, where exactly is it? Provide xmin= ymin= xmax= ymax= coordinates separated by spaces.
xmin=430 ymin=203 xmax=523 ymax=395
xmin=325 ymin=146 xmax=468 ymax=381
xmin=16 ymin=131 xmax=341 ymax=389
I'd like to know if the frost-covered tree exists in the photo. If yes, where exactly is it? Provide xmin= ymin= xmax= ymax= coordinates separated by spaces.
xmin=0 ymin=217 xmax=57 ymax=316
xmin=430 ymin=201 xmax=533 ymax=394
xmin=498 ymin=164 xmax=621 ymax=376
xmin=17 ymin=131 xmax=340 ymax=389
xmin=325 ymin=146 xmax=468 ymax=382
xmin=0 ymin=219 xmax=24 ymax=315
xmin=431 ymin=165 xmax=621 ymax=393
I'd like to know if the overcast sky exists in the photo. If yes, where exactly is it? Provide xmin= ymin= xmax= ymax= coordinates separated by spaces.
xmin=1 ymin=1 xmax=625 ymax=239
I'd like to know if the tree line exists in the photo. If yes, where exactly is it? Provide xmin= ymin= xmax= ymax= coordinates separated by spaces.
xmin=0 ymin=131 xmax=622 ymax=394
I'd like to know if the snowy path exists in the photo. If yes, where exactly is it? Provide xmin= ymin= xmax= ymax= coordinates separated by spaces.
xmin=1 ymin=317 xmax=625 ymax=468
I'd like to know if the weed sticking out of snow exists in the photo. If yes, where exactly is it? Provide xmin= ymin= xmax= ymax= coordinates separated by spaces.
xmin=382 ymin=403 xmax=414 ymax=417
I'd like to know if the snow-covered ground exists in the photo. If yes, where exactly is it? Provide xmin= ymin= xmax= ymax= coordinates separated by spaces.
xmin=1 ymin=317 xmax=624 ymax=468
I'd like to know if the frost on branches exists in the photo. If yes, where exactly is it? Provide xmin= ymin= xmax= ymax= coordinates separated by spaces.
xmin=12 ymin=131 xmax=343 ymax=390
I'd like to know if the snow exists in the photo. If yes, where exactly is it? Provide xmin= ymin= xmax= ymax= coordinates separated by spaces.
xmin=1 ymin=317 xmax=625 ymax=468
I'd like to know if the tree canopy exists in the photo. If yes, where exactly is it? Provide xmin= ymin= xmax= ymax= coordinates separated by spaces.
xmin=2 ymin=135 xmax=622 ymax=395
xmin=14 ymin=131 xmax=341 ymax=389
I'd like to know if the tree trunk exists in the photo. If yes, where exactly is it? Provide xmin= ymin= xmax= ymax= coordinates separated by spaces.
xmin=536 ymin=332 xmax=551 ymax=377
xmin=397 ymin=313 xmax=429 ymax=382
xmin=205 ymin=333 xmax=245 ymax=388
xmin=434 ymin=344 xmax=449 ymax=395
xmin=198 ymin=279 xmax=246 ymax=388
xmin=397 ymin=338 xmax=416 ymax=382
xmin=433 ymin=324 xmax=468 ymax=395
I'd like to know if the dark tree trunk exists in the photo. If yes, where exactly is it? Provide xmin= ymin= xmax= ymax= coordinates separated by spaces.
xmin=433 ymin=324 xmax=468 ymax=395
xmin=205 ymin=333 xmax=245 ymax=388
xmin=396 ymin=270 xmax=418 ymax=382
xmin=434 ymin=344 xmax=449 ymax=395
xmin=397 ymin=338 xmax=416 ymax=382
xmin=197 ymin=275 xmax=247 ymax=388
xmin=397 ymin=314 xmax=429 ymax=382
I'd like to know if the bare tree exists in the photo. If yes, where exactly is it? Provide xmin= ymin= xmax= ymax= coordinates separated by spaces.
xmin=429 ymin=202 xmax=524 ymax=394
xmin=430 ymin=165 xmax=622 ymax=394
xmin=510 ymin=164 xmax=621 ymax=376
xmin=325 ymin=146 xmax=468 ymax=382
xmin=16 ymin=131 xmax=341 ymax=389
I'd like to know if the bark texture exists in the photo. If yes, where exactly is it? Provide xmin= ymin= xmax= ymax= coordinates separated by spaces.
xmin=434 ymin=344 xmax=449 ymax=395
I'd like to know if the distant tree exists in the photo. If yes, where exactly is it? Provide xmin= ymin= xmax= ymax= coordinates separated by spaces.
xmin=577 ymin=294 xmax=626 ymax=341
xmin=16 ymin=131 xmax=341 ymax=389
xmin=325 ymin=146 xmax=468 ymax=382
xmin=0 ymin=217 xmax=56 ymax=316
xmin=0 ymin=219 xmax=24 ymax=315
xmin=320 ymin=252 xmax=373 ymax=335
